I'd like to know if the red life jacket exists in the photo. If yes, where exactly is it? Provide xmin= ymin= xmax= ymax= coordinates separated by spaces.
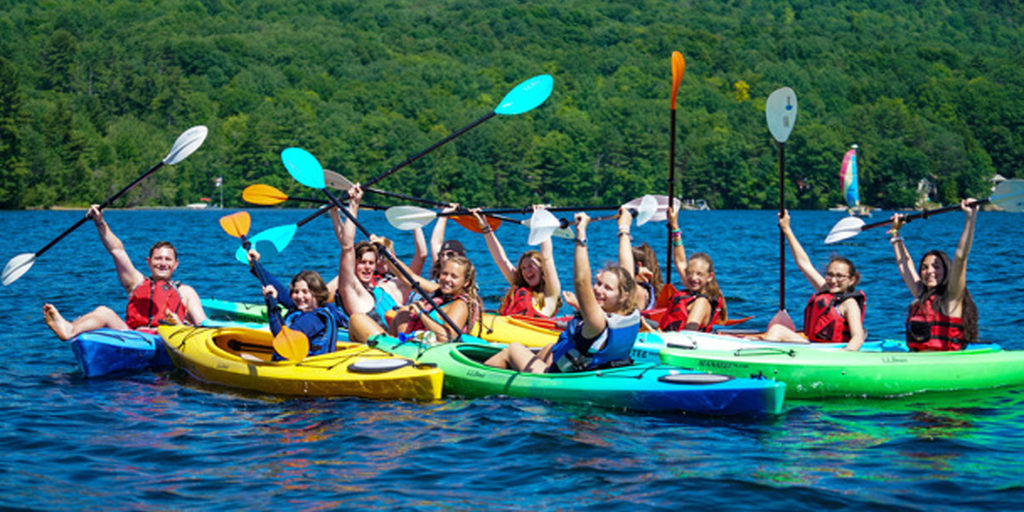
xmin=498 ymin=287 xmax=545 ymax=318
xmin=658 ymin=290 xmax=722 ymax=333
xmin=125 ymin=278 xmax=187 ymax=329
xmin=802 ymin=290 xmax=865 ymax=343
xmin=906 ymin=294 xmax=966 ymax=351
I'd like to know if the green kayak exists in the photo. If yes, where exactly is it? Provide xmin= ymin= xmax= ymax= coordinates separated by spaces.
xmin=660 ymin=344 xmax=1024 ymax=399
xmin=371 ymin=335 xmax=786 ymax=416
xmin=202 ymin=298 xmax=271 ymax=322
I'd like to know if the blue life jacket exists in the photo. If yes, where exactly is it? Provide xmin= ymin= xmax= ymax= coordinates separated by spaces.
xmin=550 ymin=309 xmax=641 ymax=373
xmin=372 ymin=285 xmax=399 ymax=323
xmin=283 ymin=305 xmax=342 ymax=357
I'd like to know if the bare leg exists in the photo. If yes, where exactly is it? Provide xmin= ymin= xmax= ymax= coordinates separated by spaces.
xmin=348 ymin=313 xmax=386 ymax=343
xmin=507 ymin=342 xmax=551 ymax=374
xmin=44 ymin=304 xmax=129 ymax=341
xmin=763 ymin=324 xmax=810 ymax=343
xmin=484 ymin=347 xmax=512 ymax=368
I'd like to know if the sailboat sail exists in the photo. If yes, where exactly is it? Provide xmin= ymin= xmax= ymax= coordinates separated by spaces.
xmin=841 ymin=148 xmax=859 ymax=208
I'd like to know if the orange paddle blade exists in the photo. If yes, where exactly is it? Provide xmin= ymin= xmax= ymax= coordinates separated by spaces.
xmin=655 ymin=282 xmax=678 ymax=309
xmin=719 ymin=315 xmax=754 ymax=327
xmin=219 ymin=211 xmax=251 ymax=238
xmin=242 ymin=184 xmax=290 ymax=205
xmin=453 ymin=215 xmax=501 ymax=234
xmin=273 ymin=325 xmax=309 ymax=361
xmin=670 ymin=51 xmax=685 ymax=110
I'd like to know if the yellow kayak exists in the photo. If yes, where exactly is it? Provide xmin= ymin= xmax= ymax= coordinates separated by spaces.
xmin=159 ymin=325 xmax=443 ymax=401
xmin=474 ymin=313 xmax=560 ymax=347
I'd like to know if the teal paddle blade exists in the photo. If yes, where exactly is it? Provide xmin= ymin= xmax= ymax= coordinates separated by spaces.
xmin=235 ymin=224 xmax=298 ymax=263
xmin=281 ymin=147 xmax=325 ymax=189
xmin=494 ymin=75 xmax=553 ymax=115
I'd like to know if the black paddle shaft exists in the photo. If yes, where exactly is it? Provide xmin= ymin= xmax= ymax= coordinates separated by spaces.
xmin=323 ymin=189 xmax=466 ymax=341
xmin=777 ymin=142 xmax=785 ymax=311
xmin=35 ymin=161 xmax=166 ymax=256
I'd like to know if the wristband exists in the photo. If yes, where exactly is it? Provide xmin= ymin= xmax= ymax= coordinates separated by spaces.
xmin=672 ymin=238 xmax=683 ymax=247
xmin=575 ymin=238 xmax=587 ymax=248
xmin=889 ymin=234 xmax=902 ymax=244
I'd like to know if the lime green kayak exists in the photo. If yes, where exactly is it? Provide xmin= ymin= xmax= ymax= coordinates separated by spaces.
xmin=660 ymin=344 xmax=1024 ymax=398
xmin=371 ymin=335 xmax=785 ymax=416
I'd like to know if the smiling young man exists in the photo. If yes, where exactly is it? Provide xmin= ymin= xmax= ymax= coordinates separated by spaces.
xmin=43 ymin=204 xmax=206 ymax=340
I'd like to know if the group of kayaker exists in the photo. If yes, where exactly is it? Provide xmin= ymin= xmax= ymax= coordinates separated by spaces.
xmin=42 ymin=190 xmax=984 ymax=367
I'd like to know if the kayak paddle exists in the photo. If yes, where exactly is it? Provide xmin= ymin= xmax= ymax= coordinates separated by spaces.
xmin=3 ymin=125 xmax=209 ymax=286
xmin=766 ymin=87 xmax=798 ymax=329
xmin=824 ymin=178 xmax=1024 ymax=244
xmin=667 ymin=50 xmax=685 ymax=285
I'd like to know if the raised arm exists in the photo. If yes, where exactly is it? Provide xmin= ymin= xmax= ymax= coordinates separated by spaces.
xmin=430 ymin=203 xmax=458 ymax=262
xmin=668 ymin=206 xmax=687 ymax=282
xmin=574 ymin=213 xmax=607 ymax=339
xmin=409 ymin=226 xmax=427 ymax=277
xmin=538 ymin=236 xmax=561 ymax=316
xmin=90 ymin=205 xmax=144 ymax=294
xmin=779 ymin=210 xmax=825 ymax=290
xmin=946 ymin=199 xmax=979 ymax=312
xmin=472 ymin=209 xmax=516 ymax=284
xmin=888 ymin=213 xmax=922 ymax=296
xmin=617 ymin=207 xmax=634 ymax=274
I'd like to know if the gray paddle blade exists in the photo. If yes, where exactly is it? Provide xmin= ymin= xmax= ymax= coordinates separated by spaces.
xmin=991 ymin=179 xmax=1024 ymax=211
xmin=634 ymin=195 xmax=659 ymax=226
xmin=2 ymin=253 xmax=35 ymax=286
xmin=163 ymin=125 xmax=208 ymax=165
xmin=386 ymin=206 xmax=436 ymax=231
xmin=323 ymin=169 xmax=354 ymax=191
xmin=824 ymin=216 xmax=867 ymax=244
xmin=766 ymin=87 xmax=798 ymax=143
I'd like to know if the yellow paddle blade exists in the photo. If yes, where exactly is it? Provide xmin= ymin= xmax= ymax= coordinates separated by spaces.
xmin=452 ymin=214 xmax=501 ymax=234
xmin=242 ymin=184 xmax=290 ymax=205
xmin=219 ymin=211 xmax=251 ymax=239
xmin=273 ymin=325 xmax=309 ymax=361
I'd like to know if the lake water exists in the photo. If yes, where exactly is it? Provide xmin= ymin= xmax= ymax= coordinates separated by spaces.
xmin=1 ymin=207 xmax=1022 ymax=511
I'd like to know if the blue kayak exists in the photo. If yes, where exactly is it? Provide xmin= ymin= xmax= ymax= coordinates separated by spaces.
xmin=70 ymin=328 xmax=173 ymax=378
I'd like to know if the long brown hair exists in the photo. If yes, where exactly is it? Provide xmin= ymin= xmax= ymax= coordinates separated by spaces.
xmin=602 ymin=265 xmax=638 ymax=315
xmin=499 ymin=250 xmax=560 ymax=313
xmin=291 ymin=270 xmax=329 ymax=307
xmin=441 ymin=255 xmax=483 ymax=329
xmin=632 ymin=242 xmax=663 ymax=294
xmin=689 ymin=252 xmax=727 ymax=320
xmin=915 ymin=250 xmax=978 ymax=341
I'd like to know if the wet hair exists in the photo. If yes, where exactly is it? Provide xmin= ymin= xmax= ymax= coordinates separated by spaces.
xmin=632 ymin=242 xmax=663 ymax=294
xmin=149 ymin=241 xmax=177 ymax=259
xmin=601 ymin=265 xmax=638 ymax=315
xmin=826 ymin=255 xmax=861 ymax=291
xmin=440 ymin=255 xmax=484 ymax=328
xmin=291 ymin=270 xmax=330 ymax=307
xmin=499 ymin=250 xmax=561 ymax=313
xmin=915 ymin=250 xmax=978 ymax=341
xmin=689 ymin=252 xmax=728 ymax=319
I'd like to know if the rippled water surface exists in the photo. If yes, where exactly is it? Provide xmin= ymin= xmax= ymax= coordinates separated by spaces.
xmin=1 ymin=208 xmax=1022 ymax=510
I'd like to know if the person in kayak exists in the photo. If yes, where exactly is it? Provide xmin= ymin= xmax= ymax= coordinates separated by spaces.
xmin=247 ymin=249 xmax=347 ymax=358
xmin=657 ymin=206 xmax=728 ymax=332
xmin=43 ymin=205 xmax=207 ymax=340
xmin=888 ymin=199 xmax=979 ymax=351
xmin=331 ymin=185 xmax=426 ymax=329
xmin=470 ymin=207 xmax=561 ymax=318
xmin=764 ymin=210 xmax=866 ymax=351
xmin=348 ymin=251 xmax=483 ymax=344
xmin=484 ymin=212 xmax=641 ymax=373
xmin=616 ymin=207 xmax=663 ymax=312
xmin=428 ymin=203 xmax=468 ymax=279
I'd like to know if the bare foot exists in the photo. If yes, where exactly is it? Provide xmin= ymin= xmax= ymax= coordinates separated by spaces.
xmin=43 ymin=304 xmax=74 ymax=341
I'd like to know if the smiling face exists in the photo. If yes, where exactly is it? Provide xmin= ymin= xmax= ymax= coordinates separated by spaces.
xmin=355 ymin=246 xmax=378 ymax=286
xmin=920 ymin=253 xmax=946 ymax=290
xmin=438 ymin=259 xmax=469 ymax=296
xmin=289 ymin=280 xmax=318 ymax=312
xmin=147 ymin=247 xmax=179 ymax=281
xmin=519 ymin=255 xmax=543 ymax=288
xmin=685 ymin=258 xmax=713 ymax=294
xmin=593 ymin=270 xmax=624 ymax=313
xmin=823 ymin=260 xmax=854 ymax=294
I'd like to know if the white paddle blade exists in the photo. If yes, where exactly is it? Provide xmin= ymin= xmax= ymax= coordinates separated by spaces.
xmin=2 ymin=253 xmax=36 ymax=286
xmin=624 ymin=195 xmax=680 ymax=222
xmin=552 ymin=226 xmax=575 ymax=239
xmin=634 ymin=195 xmax=659 ymax=226
xmin=385 ymin=206 xmax=436 ymax=231
xmin=163 ymin=125 xmax=208 ymax=165
xmin=824 ymin=216 xmax=867 ymax=244
xmin=527 ymin=208 xmax=559 ymax=245
xmin=991 ymin=179 xmax=1024 ymax=212
xmin=766 ymin=88 xmax=798 ymax=143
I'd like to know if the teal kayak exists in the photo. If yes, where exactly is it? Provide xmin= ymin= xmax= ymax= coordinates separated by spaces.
xmin=629 ymin=330 xmax=908 ymax=364
xmin=202 ymin=298 xmax=272 ymax=322
xmin=371 ymin=335 xmax=786 ymax=416
xmin=660 ymin=343 xmax=1024 ymax=398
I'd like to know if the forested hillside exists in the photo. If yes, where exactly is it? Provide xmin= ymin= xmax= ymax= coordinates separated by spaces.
xmin=0 ymin=0 xmax=1021 ymax=209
